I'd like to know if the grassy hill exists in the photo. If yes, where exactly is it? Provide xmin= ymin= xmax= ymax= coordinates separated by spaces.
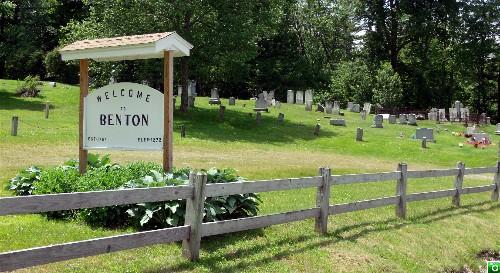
xmin=0 ymin=79 xmax=499 ymax=273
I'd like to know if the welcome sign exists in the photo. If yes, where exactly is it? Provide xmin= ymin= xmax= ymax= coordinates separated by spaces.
xmin=84 ymin=82 xmax=164 ymax=150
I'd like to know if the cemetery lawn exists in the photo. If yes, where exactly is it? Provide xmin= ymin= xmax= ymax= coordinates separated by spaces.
xmin=0 ymin=79 xmax=499 ymax=273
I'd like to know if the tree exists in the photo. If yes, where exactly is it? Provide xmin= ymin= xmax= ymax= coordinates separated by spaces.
xmin=373 ymin=61 xmax=403 ymax=111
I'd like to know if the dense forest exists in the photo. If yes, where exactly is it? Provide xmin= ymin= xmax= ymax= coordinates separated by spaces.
xmin=0 ymin=0 xmax=498 ymax=117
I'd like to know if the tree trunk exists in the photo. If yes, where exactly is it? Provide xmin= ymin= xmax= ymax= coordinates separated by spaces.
xmin=180 ymin=57 xmax=189 ymax=112
xmin=388 ymin=0 xmax=399 ymax=72
xmin=497 ymin=62 xmax=500 ymax=121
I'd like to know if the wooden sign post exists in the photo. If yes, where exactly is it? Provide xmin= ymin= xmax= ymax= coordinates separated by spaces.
xmin=60 ymin=32 xmax=193 ymax=174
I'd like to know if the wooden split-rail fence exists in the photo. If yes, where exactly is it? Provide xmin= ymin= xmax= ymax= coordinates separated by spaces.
xmin=0 ymin=162 xmax=499 ymax=272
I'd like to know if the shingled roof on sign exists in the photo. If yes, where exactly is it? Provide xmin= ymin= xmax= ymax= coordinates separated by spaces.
xmin=59 ymin=32 xmax=193 ymax=61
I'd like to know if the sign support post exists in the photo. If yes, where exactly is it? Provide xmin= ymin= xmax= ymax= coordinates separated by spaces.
xmin=79 ymin=59 xmax=89 ymax=174
xmin=163 ymin=50 xmax=174 ymax=172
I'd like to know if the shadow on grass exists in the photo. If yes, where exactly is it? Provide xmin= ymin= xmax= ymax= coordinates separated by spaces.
xmin=173 ymin=107 xmax=338 ymax=144
xmin=144 ymin=201 xmax=500 ymax=273
xmin=0 ymin=89 xmax=48 ymax=111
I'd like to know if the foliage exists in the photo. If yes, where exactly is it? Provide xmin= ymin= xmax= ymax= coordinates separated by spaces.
xmin=7 ymin=156 xmax=262 ymax=230
xmin=44 ymin=49 xmax=78 ymax=83
xmin=15 ymin=75 xmax=43 ymax=97
xmin=372 ymin=62 xmax=403 ymax=110
xmin=325 ymin=61 xmax=373 ymax=104
xmin=7 ymin=166 xmax=41 ymax=196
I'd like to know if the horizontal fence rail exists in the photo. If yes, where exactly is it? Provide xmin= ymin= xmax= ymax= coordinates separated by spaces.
xmin=0 ymin=163 xmax=498 ymax=272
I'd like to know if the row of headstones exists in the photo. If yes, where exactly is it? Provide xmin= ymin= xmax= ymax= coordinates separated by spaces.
xmin=329 ymin=113 xmax=419 ymax=128
xmin=286 ymin=90 xmax=313 ymax=104
xmin=353 ymin=127 xmax=435 ymax=143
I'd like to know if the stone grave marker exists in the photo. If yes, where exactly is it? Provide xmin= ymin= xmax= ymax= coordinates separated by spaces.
xmin=496 ymin=123 xmax=500 ymax=135
xmin=421 ymin=137 xmax=427 ymax=148
xmin=461 ymin=107 xmax=470 ymax=121
xmin=408 ymin=114 xmax=418 ymax=126
xmin=277 ymin=113 xmax=284 ymax=123
xmin=363 ymin=102 xmax=372 ymax=115
xmin=399 ymin=114 xmax=407 ymax=124
xmin=296 ymin=91 xmax=304 ymax=104
xmin=316 ymin=103 xmax=324 ymax=112
xmin=275 ymin=101 xmax=281 ymax=108
xmin=360 ymin=110 xmax=367 ymax=120
xmin=254 ymin=93 xmax=268 ymax=111
xmin=351 ymin=104 xmax=361 ymax=113
xmin=479 ymin=113 xmax=487 ymax=124
xmin=209 ymin=88 xmax=221 ymax=105
xmin=471 ymin=133 xmax=491 ymax=144
xmin=356 ymin=128 xmax=363 ymax=141
xmin=333 ymin=101 xmax=341 ymax=115
xmin=229 ymin=97 xmax=236 ymax=105
xmin=372 ymin=114 xmax=383 ymax=128
xmin=325 ymin=101 xmax=333 ymax=114
xmin=305 ymin=90 xmax=313 ymax=103
xmin=428 ymin=108 xmax=438 ymax=121
xmin=416 ymin=128 xmax=434 ymax=142
xmin=347 ymin=102 xmax=354 ymax=111
xmin=330 ymin=119 xmax=346 ymax=126
xmin=314 ymin=123 xmax=320 ymax=136
xmin=465 ymin=126 xmax=478 ymax=135
xmin=256 ymin=111 xmax=262 ymax=125
xmin=438 ymin=109 xmax=447 ymax=122
xmin=49 ymin=82 xmax=56 ymax=87
xmin=287 ymin=90 xmax=294 ymax=104
xmin=305 ymin=100 xmax=313 ymax=111
xmin=188 ymin=96 xmax=195 ymax=108
xmin=486 ymin=117 xmax=491 ymax=125
xmin=389 ymin=115 xmax=397 ymax=124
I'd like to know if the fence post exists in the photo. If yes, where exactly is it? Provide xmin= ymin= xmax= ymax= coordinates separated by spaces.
xmin=396 ymin=163 xmax=408 ymax=219
xmin=492 ymin=161 xmax=499 ymax=201
xmin=315 ymin=167 xmax=331 ymax=234
xmin=453 ymin=162 xmax=465 ymax=207
xmin=44 ymin=102 xmax=50 ymax=119
xmin=182 ymin=171 xmax=207 ymax=261
xmin=11 ymin=116 xmax=18 ymax=136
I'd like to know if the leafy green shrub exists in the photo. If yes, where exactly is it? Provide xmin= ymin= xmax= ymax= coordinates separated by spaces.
xmin=15 ymin=75 xmax=43 ymax=97
xmin=8 ymin=166 xmax=41 ymax=196
xmin=373 ymin=62 xmax=403 ymax=111
xmin=7 ymin=156 xmax=262 ymax=230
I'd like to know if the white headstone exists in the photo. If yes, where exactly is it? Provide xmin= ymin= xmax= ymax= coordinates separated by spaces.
xmin=296 ymin=91 xmax=304 ymax=104
xmin=408 ymin=114 xmax=417 ymax=126
xmin=333 ymin=101 xmax=340 ymax=115
xmin=255 ymin=93 xmax=268 ymax=110
xmin=287 ymin=90 xmax=294 ymax=104
xmin=305 ymin=100 xmax=313 ymax=111
xmin=304 ymin=90 xmax=313 ymax=102
xmin=325 ymin=101 xmax=333 ymax=114
xmin=363 ymin=103 xmax=372 ymax=115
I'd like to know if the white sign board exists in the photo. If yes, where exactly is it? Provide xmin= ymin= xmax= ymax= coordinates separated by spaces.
xmin=84 ymin=82 xmax=163 ymax=150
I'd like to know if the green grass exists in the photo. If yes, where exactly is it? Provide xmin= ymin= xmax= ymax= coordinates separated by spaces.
xmin=0 ymin=79 xmax=499 ymax=272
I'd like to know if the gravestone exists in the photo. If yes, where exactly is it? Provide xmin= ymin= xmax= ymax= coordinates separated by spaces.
xmin=256 ymin=112 xmax=262 ymax=125
xmin=356 ymin=128 xmax=363 ymax=141
xmin=486 ymin=117 xmax=491 ymax=125
xmin=330 ymin=119 xmax=346 ymax=126
xmin=471 ymin=133 xmax=491 ymax=144
xmin=219 ymin=105 xmax=225 ymax=121
xmin=465 ymin=126 xmax=478 ymax=135
xmin=296 ymin=90 xmax=304 ymax=104
xmin=438 ymin=109 xmax=447 ymax=122
xmin=421 ymin=137 xmax=427 ymax=148
xmin=275 ymin=101 xmax=281 ymax=108
xmin=305 ymin=100 xmax=313 ymax=111
xmin=49 ymin=82 xmax=56 ymax=87
xmin=428 ymin=108 xmax=438 ymax=121
xmin=461 ymin=107 xmax=470 ymax=121
xmin=333 ymin=101 xmax=341 ymax=115
xmin=372 ymin=114 xmax=383 ymax=128
xmin=254 ymin=93 xmax=268 ymax=111
xmin=209 ymin=88 xmax=221 ymax=105
xmin=399 ymin=114 xmax=407 ymax=124
xmin=479 ymin=113 xmax=487 ymax=124
xmin=416 ymin=128 xmax=434 ymax=142
xmin=316 ymin=103 xmax=324 ymax=112
xmin=454 ymin=101 xmax=462 ymax=121
xmin=177 ymin=85 xmax=182 ymax=96
xmin=496 ymin=123 xmax=500 ymax=135
xmin=314 ymin=123 xmax=320 ymax=136
xmin=264 ymin=91 xmax=275 ymax=106
xmin=277 ymin=113 xmax=284 ymax=123
xmin=325 ymin=101 xmax=333 ymax=114
xmin=351 ymin=104 xmax=361 ymax=113
xmin=408 ymin=114 xmax=418 ymax=126
xmin=360 ymin=110 xmax=367 ymax=120
xmin=389 ymin=115 xmax=397 ymax=124
xmin=228 ymin=97 xmax=236 ymax=105
xmin=347 ymin=102 xmax=354 ymax=111
xmin=304 ymin=90 xmax=313 ymax=103
xmin=188 ymin=96 xmax=195 ymax=108
xmin=363 ymin=103 xmax=372 ymax=115
xmin=287 ymin=90 xmax=294 ymax=104
xmin=449 ymin=108 xmax=458 ymax=122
